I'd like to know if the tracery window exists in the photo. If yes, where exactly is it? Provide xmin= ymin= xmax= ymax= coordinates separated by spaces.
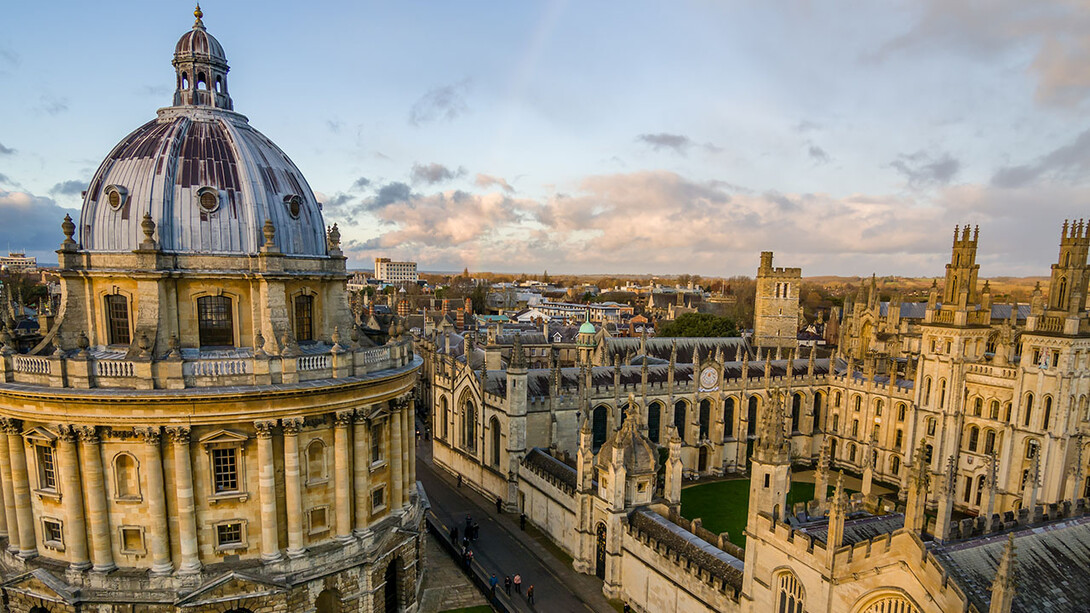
xmin=776 ymin=571 xmax=804 ymax=613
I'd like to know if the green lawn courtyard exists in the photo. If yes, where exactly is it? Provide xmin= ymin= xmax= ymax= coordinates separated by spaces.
xmin=679 ymin=473 xmax=858 ymax=549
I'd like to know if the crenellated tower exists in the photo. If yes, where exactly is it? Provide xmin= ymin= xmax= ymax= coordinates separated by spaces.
xmin=1047 ymin=219 xmax=1089 ymax=314
xmin=943 ymin=224 xmax=980 ymax=308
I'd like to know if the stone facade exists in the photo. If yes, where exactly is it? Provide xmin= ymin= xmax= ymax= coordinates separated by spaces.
xmin=0 ymin=8 xmax=424 ymax=612
xmin=753 ymin=251 xmax=801 ymax=350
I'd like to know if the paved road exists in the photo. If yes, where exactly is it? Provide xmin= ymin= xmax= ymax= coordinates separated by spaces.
xmin=416 ymin=439 xmax=615 ymax=613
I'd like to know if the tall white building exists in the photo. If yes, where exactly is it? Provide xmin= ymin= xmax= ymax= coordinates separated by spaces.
xmin=374 ymin=257 xmax=418 ymax=283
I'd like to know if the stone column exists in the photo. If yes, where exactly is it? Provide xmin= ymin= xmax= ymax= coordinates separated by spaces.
xmin=334 ymin=410 xmax=354 ymax=542
xmin=404 ymin=397 xmax=416 ymax=504
xmin=353 ymin=411 xmax=372 ymax=536
xmin=282 ymin=418 xmax=305 ymax=558
xmin=57 ymin=426 xmax=90 ymax=570
xmin=168 ymin=427 xmax=201 ymax=574
xmin=255 ymin=420 xmax=281 ymax=562
xmin=0 ymin=421 xmax=20 ymax=553
xmin=7 ymin=421 xmax=36 ymax=558
xmin=390 ymin=403 xmax=404 ymax=510
xmin=76 ymin=426 xmax=114 ymax=572
xmin=137 ymin=427 xmax=172 ymax=575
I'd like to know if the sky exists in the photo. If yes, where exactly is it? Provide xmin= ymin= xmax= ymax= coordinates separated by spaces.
xmin=1 ymin=1 xmax=1089 ymax=277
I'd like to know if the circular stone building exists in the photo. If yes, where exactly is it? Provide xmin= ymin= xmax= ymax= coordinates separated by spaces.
xmin=0 ymin=8 xmax=422 ymax=613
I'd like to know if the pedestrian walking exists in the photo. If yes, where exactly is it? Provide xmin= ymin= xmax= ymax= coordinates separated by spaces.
xmin=466 ymin=550 xmax=474 ymax=568
xmin=457 ymin=474 xmax=462 ymax=488
xmin=504 ymin=575 xmax=511 ymax=595
xmin=472 ymin=522 xmax=480 ymax=540
xmin=520 ymin=513 xmax=527 ymax=530
xmin=527 ymin=584 xmax=535 ymax=605
xmin=489 ymin=574 xmax=498 ymax=598
xmin=496 ymin=496 xmax=503 ymax=513
xmin=465 ymin=513 xmax=472 ymax=531
xmin=513 ymin=573 xmax=522 ymax=594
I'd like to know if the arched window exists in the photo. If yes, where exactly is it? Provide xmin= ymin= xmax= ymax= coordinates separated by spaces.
xmin=975 ymin=475 xmax=986 ymax=506
xmin=592 ymin=405 xmax=608 ymax=451
xmin=113 ymin=453 xmax=140 ymax=500
xmin=891 ymin=456 xmax=901 ymax=475
xmin=984 ymin=429 xmax=996 ymax=454
xmin=938 ymin=379 xmax=947 ymax=409
xmin=748 ymin=396 xmax=759 ymax=437
xmin=853 ymin=396 xmax=862 ymax=412
xmin=648 ymin=402 xmax=662 ymax=444
xmin=1026 ymin=439 xmax=1039 ymax=459
xmin=897 ymin=403 xmax=906 ymax=422
xmin=1058 ymin=277 xmax=1068 ymax=308
xmin=105 ymin=294 xmax=131 ymax=345
xmin=1043 ymin=396 xmax=1053 ymax=430
xmin=440 ymin=397 xmax=449 ymax=440
xmin=926 ymin=417 xmax=936 ymax=436
xmin=316 ymin=588 xmax=342 ymax=613
xmin=813 ymin=393 xmax=823 ymax=433
xmin=674 ymin=401 xmax=688 ymax=442
xmin=1024 ymin=393 xmax=1034 ymax=427
xmin=924 ymin=377 xmax=932 ymax=405
xmin=855 ymin=594 xmax=921 ymax=613
xmin=197 ymin=295 xmax=234 ymax=347
xmin=306 ymin=439 xmax=327 ymax=484
xmin=894 ymin=429 xmax=903 ymax=449
xmin=294 ymin=294 xmax=315 ymax=342
xmin=197 ymin=72 xmax=208 ymax=90
xmin=924 ymin=444 xmax=933 ymax=464
xmin=874 ymin=399 xmax=883 ymax=417
xmin=832 ymin=413 xmax=839 ymax=432
xmin=990 ymin=400 xmax=1000 ymax=420
xmin=490 ymin=417 xmax=501 ymax=467
xmin=776 ymin=571 xmax=804 ymax=613
xmin=849 ymin=444 xmax=857 ymax=463
xmin=967 ymin=426 xmax=979 ymax=452
xmin=723 ymin=398 xmax=735 ymax=439
xmin=851 ymin=419 xmax=859 ymax=437
xmin=835 ymin=391 xmax=842 ymax=407
xmin=463 ymin=399 xmax=477 ymax=451
xmin=181 ymin=72 xmax=189 ymax=90
xmin=699 ymin=399 xmax=711 ymax=440
xmin=214 ymin=76 xmax=223 ymax=94
xmin=973 ymin=397 xmax=982 ymax=417
xmin=1004 ymin=402 xmax=1012 ymax=422
xmin=791 ymin=394 xmax=802 ymax=432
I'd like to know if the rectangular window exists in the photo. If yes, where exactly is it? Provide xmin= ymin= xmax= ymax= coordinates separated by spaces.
xmin=371 ymin=424 xmax=383 ymax=463
xmin=197 ymin=295 xmax=234 ymax=347
xmin=37 ymin=446 xmax=56 ymax=491
xmin=308 ymin=507 xmax=328 ymax=534
xmin=216 ymin=522 xmax=243 ymax=547
xmin=43 ymin=519 xmax=63 ymax=546
xmin=371 ymin=485 xmax=386 ymax=512
xmin=120 ymin=527 xmax=144 ymax=554
xmin=211 ymin=448 xmax=239 ymax=493
xmin=294 ymin=294 xmax=314 ymax=342
xmin=105 ymin=294 xmax=131 ymax=345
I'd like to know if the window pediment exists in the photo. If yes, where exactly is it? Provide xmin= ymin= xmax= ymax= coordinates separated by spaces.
xmin=199 ymin=429 xmax=249 ymax=449
xmin=24 ymin=427 xmax=58 ymax=446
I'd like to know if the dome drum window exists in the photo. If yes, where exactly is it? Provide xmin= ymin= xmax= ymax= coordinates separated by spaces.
xmin=197 ymin=186 xmax=220 ymax=213
xmin=285 ymin=194 xmax=303 ymax=219
xmin=105 ymin=185 xmax=129 ymax=211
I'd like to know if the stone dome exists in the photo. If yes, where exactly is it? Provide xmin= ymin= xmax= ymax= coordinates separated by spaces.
xmin=77 ymin=8 xmax=327 ymax=257
xmin=595 ymin=402 xmax=657 ymax=475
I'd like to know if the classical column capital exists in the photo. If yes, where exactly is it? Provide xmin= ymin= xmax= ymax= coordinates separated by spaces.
xmin=57 ymin=424 xmax=78 ymax=444
xmin=255 ymin=420 xmax=277 ymax=439
xmin=135 ymin=426 xmax=162 ymax=445
xmin=282 ymin=417 xmax=304 ymax=435
xmin=76 ymin=425 xmax=99 ymax=444
xmin=392 ymin=396 xmax=412 ymax=411
xmin=334 ymin=410 xmax=355 ymax=428
xmin=166 ymin=426 xmax=191 ymax=445
xmin=0 ymin=418 xmax=22 ymax=436
xmin=353 ymin=409 xmax=370 ymax=424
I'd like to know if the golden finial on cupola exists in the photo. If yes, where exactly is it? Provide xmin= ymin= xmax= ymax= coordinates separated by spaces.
xmin=194 ymin=3 xmax=204 ymax=28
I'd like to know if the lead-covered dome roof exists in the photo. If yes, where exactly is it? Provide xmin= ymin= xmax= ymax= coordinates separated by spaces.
xmin=78 ymin=7 xmax=328 ymax=257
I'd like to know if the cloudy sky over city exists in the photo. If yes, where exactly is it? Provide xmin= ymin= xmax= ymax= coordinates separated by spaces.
xmin=2 ymin=1 xmax=1089 ymax=276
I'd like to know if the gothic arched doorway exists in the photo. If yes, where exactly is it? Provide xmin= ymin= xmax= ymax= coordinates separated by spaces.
xmin=698 ymin=446 xmax=708 ymax=472
xmin=595 ymin=522 xmax=607 ymax=579
xmin=384 ymin=559 xmax=399 ymax=613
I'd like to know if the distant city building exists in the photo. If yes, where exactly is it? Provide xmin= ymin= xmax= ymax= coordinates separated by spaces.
xmin=374 ymin=257 xmax=418 ymax=283
xmin=0 ymin=252 xmax=37 ymax=272
xmin=535 ymin=300 xmax=634 ymax=324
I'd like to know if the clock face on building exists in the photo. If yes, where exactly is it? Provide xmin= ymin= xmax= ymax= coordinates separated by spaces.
xmin=699 ymin=366 xmax=719 ymax=390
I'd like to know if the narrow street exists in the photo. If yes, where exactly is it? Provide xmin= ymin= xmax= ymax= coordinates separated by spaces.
xmin=416 ymin=439 xmax=617 ymax=613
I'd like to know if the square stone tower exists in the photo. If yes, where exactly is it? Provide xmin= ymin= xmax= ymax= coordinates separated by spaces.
xmin=753 ymin=251 xmax=801 ymax=351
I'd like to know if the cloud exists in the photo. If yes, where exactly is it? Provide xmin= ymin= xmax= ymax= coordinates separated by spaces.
xmin=890 ymin=151 xmax=961 ymax=188
xmin=475 ymin=174 xmax=515 ymax=193
xmin=637 ymin=133 xmax=693 ymax=154
xmin=991 ymin=128 xmax=1090 ymax=188
xmin=0 ymin=190 xmax=80 ymax=260
xmin=0 ymin=142 xmax=13 ymax=155
xmin=409 ymin=79 xmax=470 ymax=126
xmin=351 ymin=176 xmax=371 ymax=191
xmin=410 ymin=163 xmax=465 ymax=186
xmin=39 ymin=95 xmax=69 ymax=116
xmin=873 ymin=0 xmax=1090 ymax=108
xmin=326 ymin=119 xmax=344 ymax=133
xmin=795 ymin=120 xmax=822 ymax=133
xmin=0 ymin=174 xmax=15 ymax=187
xmin=808 ymin=145 xmax=831 ymax=165
xmin=49 ymin=180 xmax=86 ymax=197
